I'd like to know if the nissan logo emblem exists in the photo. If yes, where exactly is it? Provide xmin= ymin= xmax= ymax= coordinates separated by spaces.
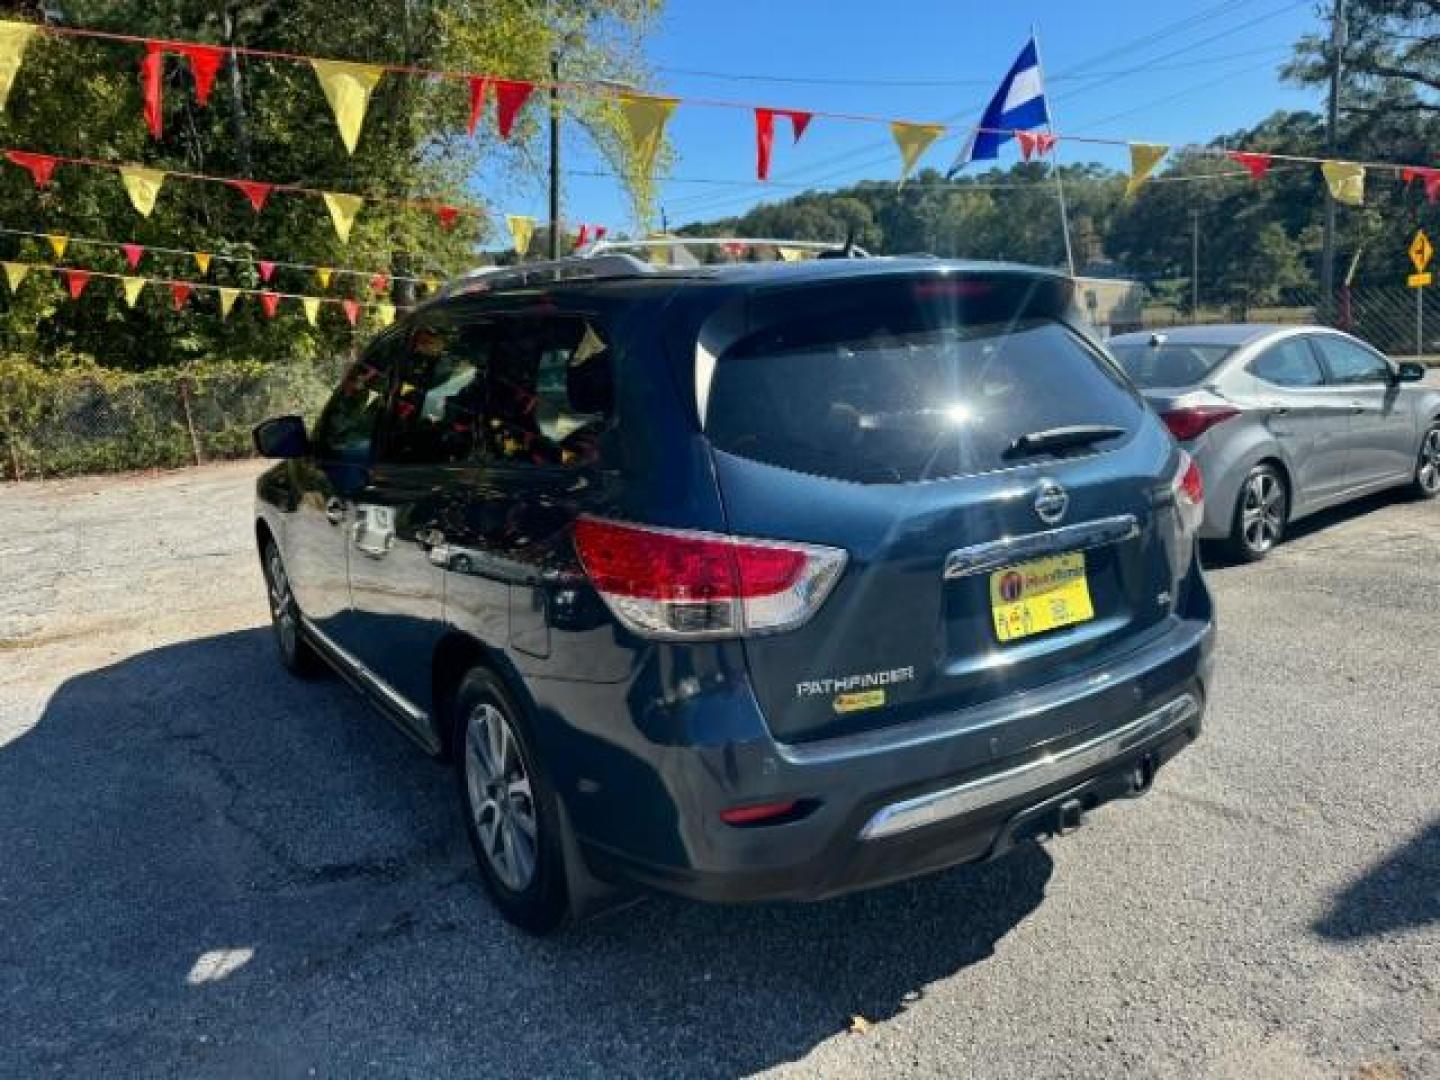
xmin=1033 ymin=480 xmax=1069 ymax=525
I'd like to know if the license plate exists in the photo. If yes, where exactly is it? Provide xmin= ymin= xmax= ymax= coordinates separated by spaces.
xmin=989 ymin=552 xmax=1095 ymax=643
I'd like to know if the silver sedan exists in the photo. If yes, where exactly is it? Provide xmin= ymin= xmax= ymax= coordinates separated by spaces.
xmin=1108 ymin=324 xmax=1440 ymax=561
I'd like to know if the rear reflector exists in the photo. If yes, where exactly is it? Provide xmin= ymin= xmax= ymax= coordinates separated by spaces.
xmin=1160 ymin=405 xmax=1239 ymax=442
xmin=719 ymin=800 xmax=798 ymax=826
xmin=572 ymin=516 xmax=846 ymax=639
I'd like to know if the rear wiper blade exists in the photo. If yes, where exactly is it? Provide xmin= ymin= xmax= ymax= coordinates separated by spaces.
xmin=1004 ymin=424 xmax=1126 ymax=459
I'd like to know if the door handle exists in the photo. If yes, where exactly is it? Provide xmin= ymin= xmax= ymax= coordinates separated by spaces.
xmin=324 ymin=497 xmax=346 ymax=525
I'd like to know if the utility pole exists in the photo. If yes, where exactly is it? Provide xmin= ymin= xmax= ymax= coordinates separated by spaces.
xmin=1319 ymin=0 xmax=1346 ymax=313
xmin=1191 ymin=208 xmax=1200 ymax=319
xmin=548 ymin=48 xmax=562 ymax=260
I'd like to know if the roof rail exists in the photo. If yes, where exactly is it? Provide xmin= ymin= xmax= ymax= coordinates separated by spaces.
xmin=582 ymin=237 xmax=869 ymax=263
xmin=436 ymin=253 xmax=654 ymax=300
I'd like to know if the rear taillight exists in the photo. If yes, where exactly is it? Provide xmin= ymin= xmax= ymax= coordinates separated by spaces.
xmin=1172 ymin=450 xmax=1204 ymax=535
xmin=1160 ymin=405 xmax=1239 ymax=442
xmin=572 ymin=516 xmax=847 ymax=639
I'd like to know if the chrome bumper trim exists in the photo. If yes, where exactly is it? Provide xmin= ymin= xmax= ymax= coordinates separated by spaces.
xmin=942 ymin=514 xmax=1140 ymax=580
xmin=857 ymin=692 xmax=1199 ymax=841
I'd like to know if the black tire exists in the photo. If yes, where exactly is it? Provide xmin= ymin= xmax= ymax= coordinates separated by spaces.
xmin=261 ymin=539 xmax=324 ymax=677
xmin=1226 ymin=463 xmax=1289 ymax=563
xmin=1410 ymin=423 xmax=1440 ymax=500
xmin=453 ymin=669 xmax=568 ymax=935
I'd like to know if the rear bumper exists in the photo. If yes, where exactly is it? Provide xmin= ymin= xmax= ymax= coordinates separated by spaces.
xmin=569 ymin=612 xmax=1214 ymax=904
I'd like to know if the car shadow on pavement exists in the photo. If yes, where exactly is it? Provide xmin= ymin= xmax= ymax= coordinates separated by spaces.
xmin=1312 ymin=817 xmax=1439 ymax=942
xmin=1 ymin=627 xmax=1053 ymax=1078
xmin=1200 ymin=489 xmax=1415 ymax=570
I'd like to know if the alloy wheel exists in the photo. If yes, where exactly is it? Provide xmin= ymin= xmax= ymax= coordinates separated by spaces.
xmin=267 ymin=547 xmax=298 ymax=658
xmin=463 ymin=703 xmax=539 ymax=893
xmin=1418 ymin=428 xmax=1440 ymax=495
xmin=1241 ymin=471 xmax=1285 ymax=555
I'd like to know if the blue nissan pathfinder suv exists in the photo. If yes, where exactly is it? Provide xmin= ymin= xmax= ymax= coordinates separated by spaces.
xmin=253 ymin=251 xmax=1214 ymax=933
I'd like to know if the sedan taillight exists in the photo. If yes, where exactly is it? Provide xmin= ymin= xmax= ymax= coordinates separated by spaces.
xmin=1160 ymin=405 xmax=1239 ymax=442
xmin=1172 ymin=450 xmax=1204 ymax=535
xmin=572 ymin=516 xmax=847 ymax=639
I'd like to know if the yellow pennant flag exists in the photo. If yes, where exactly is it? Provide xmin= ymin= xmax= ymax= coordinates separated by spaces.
xmin=1125 ymin=143 xmax=1169 ymax=196
xmin=618 ymin=93 xmax=678 ymax=181
xmin=316 ymin=266 xmax=332 ymax=288
xmin=120 ymin=165 xmax=167 ymax=217
xmin=218 ymin=287 xmax=240 ymax=320
xmin=121 ymin=276 xmax=145 ymax=308
xmin=1321 ymin=160 xmax=1365 ymax=206
xmin=311 ymin=60 xmax=384 ymax=155
xmin=302 ymin=296 xmax=321 ymax=326
xmin=193 ymin=252 xmax=211 ymax=275
xmin=3 ymin=260 xmax=27 ymax=292
xmin=45 ymin=234 xmax=66 ymax=259
xmin=777 ymin=246 xmax=806 ymax=263
xmin=375 ymin=302 xmax=395 ymax=327
xmin=890 ymin=122 xmax=945 ymax=180
xmin=323 ymin=192 xmax=363 ymax=243
xmin=506 ymin=214 xmax=537 ymax=256
xmin=0 ymin=21 xmax=37 ymax=112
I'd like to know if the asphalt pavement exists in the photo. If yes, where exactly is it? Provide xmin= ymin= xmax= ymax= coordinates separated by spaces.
xmin=0 ymin=461 xmax=1435 ymax=1079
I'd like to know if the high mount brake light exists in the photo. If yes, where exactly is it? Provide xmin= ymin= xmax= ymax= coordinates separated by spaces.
xmin=1160 ymin=405 xmax=1240 ymax=442
xmin=572 ymin=517 xmax=847 ymax=640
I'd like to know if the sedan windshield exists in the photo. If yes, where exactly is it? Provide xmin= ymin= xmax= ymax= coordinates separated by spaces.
xmin=1110 ymin=341 xmax=1234 ymax=389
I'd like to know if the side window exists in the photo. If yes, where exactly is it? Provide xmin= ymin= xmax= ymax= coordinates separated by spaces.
xmin=1313 ymin=336 xmax=1391 ymax=385
xmin=380 ymin=321 xmax=491 ymax=465
xmin=486 ymin=315 xmax=614 ymax=467
xmin=1249 ymin=338 xmax=1325 ymax=388
xmin=311 ymin=337 xmax=398 ymax=461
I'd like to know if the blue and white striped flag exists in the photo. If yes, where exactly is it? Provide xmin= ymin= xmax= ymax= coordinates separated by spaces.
xmin=950 ymin=36 xmax=1050 ymax=174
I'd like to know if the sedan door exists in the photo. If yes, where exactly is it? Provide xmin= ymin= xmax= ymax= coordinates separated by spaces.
xmin=1311 ymin=334 xmax=1418 ymax=487
xmin=1243 ymin=334 xmax=1351 ymax=506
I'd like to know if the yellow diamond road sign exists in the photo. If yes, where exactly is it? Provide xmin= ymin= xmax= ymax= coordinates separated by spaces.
xmin=1410 ymin=229 xmax=1434 ymax=274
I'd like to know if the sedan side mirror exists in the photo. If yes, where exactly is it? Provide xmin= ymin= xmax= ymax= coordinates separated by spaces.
xmin=1396 ymin=361 xmax=1427 ymax=383
xmin=253 ymin=415 xmax=309 ymax=459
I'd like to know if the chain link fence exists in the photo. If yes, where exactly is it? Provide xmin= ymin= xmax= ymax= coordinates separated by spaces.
xmin=0 ymin=356 xmax=347 ymax=480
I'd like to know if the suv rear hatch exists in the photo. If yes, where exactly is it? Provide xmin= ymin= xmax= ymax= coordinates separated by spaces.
xmin=698 ymin=269 xmax=1193 ymax=744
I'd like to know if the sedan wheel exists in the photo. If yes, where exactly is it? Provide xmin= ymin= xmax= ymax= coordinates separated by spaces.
xmin=1230 ymin=466 xmax=1287 ymax=562
xmin=1414 ymin=426 xmax=1440 ymax=499
xmin=463 ymin=703 xmax=540 ymax=893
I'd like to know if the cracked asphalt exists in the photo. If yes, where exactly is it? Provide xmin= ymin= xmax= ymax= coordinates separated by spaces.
xmin=0 ymin=460 xmax=1436 ymax=1079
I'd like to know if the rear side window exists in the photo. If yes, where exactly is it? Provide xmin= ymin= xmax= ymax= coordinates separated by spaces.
xmin=704 ymin=280 xmax=1143 ymax=484
xmin=1249 ymin=338 xmax=1325 ymax=387
xmin=1110 ymin=341 xmax=1233 ymax=388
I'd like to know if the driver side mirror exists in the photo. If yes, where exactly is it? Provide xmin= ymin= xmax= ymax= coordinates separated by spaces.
xmin=1396 ymin=361 xmax=1427 ymax=384
xmin=253 ymin=415 xmax=309 ymax=459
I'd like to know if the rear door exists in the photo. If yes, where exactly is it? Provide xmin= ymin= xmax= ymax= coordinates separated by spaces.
xmin=1245 ymin=334 xmax=1350 ymax=503
xmin=1311 ymin=334 xmax=1417 ymax=486
xmin=699 ymin=272 xmax=1187 ymax=746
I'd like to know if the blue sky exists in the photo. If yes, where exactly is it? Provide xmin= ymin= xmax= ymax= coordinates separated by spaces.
xmin=540 ymin=0 xmax=1322 ymax=235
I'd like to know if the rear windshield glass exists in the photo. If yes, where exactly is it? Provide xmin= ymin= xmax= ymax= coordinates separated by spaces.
xmin=1110 ymin=341 xmax=1233 ymax=388
xmin=703 ymin=281 xmax=1143 ymax=484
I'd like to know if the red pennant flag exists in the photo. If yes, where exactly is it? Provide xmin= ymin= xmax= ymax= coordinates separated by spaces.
xmin=369 ymin=272 xmax=389 ymax=293
xmin=227 ymin=179 xmax=272 ymax=214
xmin=575 ymin=223 xmax=590 ymax=250
xmin=1402 ymin=166 xmax=1440 ymax=203
xmin=466 ymin=76 xmax=489 ymax=135
xmin=170 ymin=282 xmax=191 ymax=310
xmin=64 ymin=269 xmax=91 ymax=299
xmin=122 ymin=243 xmax=145 ymax=270
xmin=140 ymin=43 xmax=164 ymax=139
xmin=342 ymin=298 xmax=360 ymax=326
xmin=1228 ymin=151 xmax=1272 ymax=180
xmin=435 ymin=205 xmax=460 ymax=230
xmin=5 ymin=150 xmax=58 ymax=189
xmin=260 ymin=291 xmax=280 ymax=318
xmin=174 ymin=43 xmax=224 ymax=106
xmin=494 ymin=79 xmax=534 ymax=140
xmin=755 ymin=108 xmax=813 ymax=181
xmin=1016 ymin=131 xmax=1058 ymax=161
xmin=258 ymin=260 xmax=276 ymax=282
xmin=594 ymin=225 xmax=608 ymax=241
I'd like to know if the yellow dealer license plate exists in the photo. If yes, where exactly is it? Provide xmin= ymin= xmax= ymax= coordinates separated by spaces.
xmin=989 ymin=552 xmax=1095 ymax=643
